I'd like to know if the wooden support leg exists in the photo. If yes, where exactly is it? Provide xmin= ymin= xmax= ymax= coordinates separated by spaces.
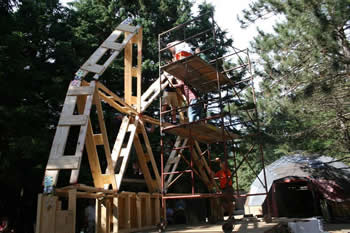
xmin=145 ymin=195 xmax=152 ymax=226
xmin=154 ymin=196 xmax=161 ymax=224
xmin=101 ymin=198 xmax=111 ymax=233
xmin=124 ymin=195 xmax=131 ymax=230
xmin=136 ymin=195 xmax=142 ymax=229
xmin=35 ymin=194 xmax=43 ymax=233
xmin=112 ymin=197 xmax=118 ymax=233
xmin=68 ymin=189 xmax=77 ymax=233
xmin=96 ymin=199 xmax=102 ymax=233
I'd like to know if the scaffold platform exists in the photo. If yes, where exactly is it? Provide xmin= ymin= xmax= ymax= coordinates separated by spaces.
xmin=162 ymin=55 xmax=231 ymax=93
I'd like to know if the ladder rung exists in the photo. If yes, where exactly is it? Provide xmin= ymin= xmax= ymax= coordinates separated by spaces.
xmin=116 ymin=24 xmax=137 ymax=33
xmin=127 ymin=125 xmax=136 ymax=132
xmin=81 ymin=63 xmax=104 ymax=74
xmin=172 ymin=145 xmax=191 ymax=150
xmin=120 ymin=148 xmax=128 ymax=157
xmin=67 ymin=86 xmax=95 ymax=96
xmin=101 ymin=41 xmax=123 ymax=51
xmin=167 ymin=156 xmax=180 ymax=165
xmin=46 ymin=156 xmax=80 ymax=170
xmin=94 ymin=134 xmax=104 ymax=145
xmin=58 ymin=115 xmax=88 ymax=126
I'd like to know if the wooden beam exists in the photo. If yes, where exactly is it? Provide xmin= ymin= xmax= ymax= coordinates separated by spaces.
xmin=70 ymin=81 xmax=96 ymax=184
xmin=133 ymin=134 xmax=156 ymax=192
xmin=45 ymin=81 xmax=80 ymax=185
xmin=138 ymin=121 xmax=161 ymax=190
xmin=46 ymin=157 xmax=80 ymax=170
xmin=97 ymin=82 xmax=137 ymax=115
xmin=112 ymin=198 xmax=118 ymax=233
xmin=68 ymin=189 xmax=77 ymax=233
xmin=35 ymin=194 xmax=43 ymax=233
xmin=136 ymin=196 xmax=142 ymax=229
xmin=95 ymin=93 xmax=117 ymax=190
xmin=124 ymin=32 xmax=132 ymax=105
xmin=136 ymin=28 xmax=142 ymax=112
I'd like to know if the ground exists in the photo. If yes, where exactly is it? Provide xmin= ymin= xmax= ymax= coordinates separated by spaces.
xmin=135 ymin=216 xmax=350 ymax=233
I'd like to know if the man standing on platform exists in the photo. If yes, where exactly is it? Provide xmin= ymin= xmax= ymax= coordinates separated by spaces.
xmin=167 ymin=41 xmax=202 ymax=122
xmin=212 ymin=160 xmax=235 ymax=220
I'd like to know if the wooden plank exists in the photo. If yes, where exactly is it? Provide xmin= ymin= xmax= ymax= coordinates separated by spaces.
xmin=115 ymin=119 xmax=138 ymax=190
xmin=145 ymin=195 xmax=152 ymax=226
xmin=136 ymin=196 xmax=142 ymax=228
xmin=97 ymin=82 xmax=137 ymax=115
xmin=81 ymin=63 xmax=104 ymax=74
xmin=46 ymin=156 xmax=80 ymax=170
xmin=125 ymin=195 xmax=131 ymax=229
xmin=110 ymin=116 xmax=130 ymax=171
xmin=124 ymin=32 xmax=133 ymax=105
xmin=96 ymin=199 xmax=102 ymax=233
xmin=117 ymin=24 xmax=137 ymax=33
xmin=68 ymin=189 xmax=76 ymax=233
xmin=39 ymin=195 xmax=57 ymax=233
xmin=133 ymin=135 xmax=156 ymax=192
xmin=141 ymin=74 xmax=169 ymax=112
xmin=84 ymin=118 xmax=104 ymax=188
xmin=162 ymin=56 xmax=230 ymax=93
xmin=94 ymin=134 xmax=104 ymax=145
xmin=58 ymin=115 xmax=88 ymax=126
xmin=45 ymin=81 xmax=80 ymax=185
xmin=138 ymin=121 xmax=161 ymax=190
xmin=95 ymin=94 xmax=117 ymax=190
xmin=165 ymin=123 xmax=239 ymax=144
xmin=70 ymin=82 xmax=96 ymax=184
xmin=55 ymin=210 xmax=74 ymax=233
xmin=101 ymin=41 xmax=123 ymax=51
xmin=67 ymin=86 xmax=95 ymax=96
xmin=101 ymin=199 xmax=109 ymax=233
xmin=154 ymin=196 xmax=160 ymax=224
xmin=35 ymin=194 xmax=43 ymax=233
xmin=96 ymin=27 xmax=141 ymax=80
xmin=112 ymin=198 xmax=118 ymax=233
xmin=136 ymin=28 xmax=142 ymax=112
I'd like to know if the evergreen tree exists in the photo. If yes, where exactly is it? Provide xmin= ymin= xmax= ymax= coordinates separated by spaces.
xmin=239 ymin=0 xmax=350 ymax=157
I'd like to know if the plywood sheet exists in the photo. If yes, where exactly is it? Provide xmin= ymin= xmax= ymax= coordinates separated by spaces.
xmin=164 ymin=122 xmax=239 ymax=144
xmin=162 ymin=56 xmax=230 ymax=93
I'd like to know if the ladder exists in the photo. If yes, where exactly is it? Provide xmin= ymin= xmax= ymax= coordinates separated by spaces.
xmin=163 ymin=137 xmax=219 ymax=192
xmin=44 ymin=20 xmax=142 ymax=190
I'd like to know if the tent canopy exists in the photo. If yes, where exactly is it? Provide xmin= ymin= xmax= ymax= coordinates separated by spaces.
xmin=246 ymin=154 xmax=350 ymax=206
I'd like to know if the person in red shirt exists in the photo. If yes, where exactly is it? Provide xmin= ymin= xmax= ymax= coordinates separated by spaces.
xmin=212 ymin=160 xmax=235 ymax=220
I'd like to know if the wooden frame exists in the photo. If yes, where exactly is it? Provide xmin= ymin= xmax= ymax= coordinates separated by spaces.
xmin=38 ymin=19 xmax=226 ymax=233
xmin=36 ymin=187 xmax=161 ymax=233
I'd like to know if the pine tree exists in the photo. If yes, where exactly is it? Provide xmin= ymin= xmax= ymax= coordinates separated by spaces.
xmin=239 ymin=0 xmax=350 ymax=157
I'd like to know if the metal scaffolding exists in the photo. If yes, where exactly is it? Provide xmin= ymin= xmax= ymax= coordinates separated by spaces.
xmin=158 ymin=12 xmax=271 ymax=221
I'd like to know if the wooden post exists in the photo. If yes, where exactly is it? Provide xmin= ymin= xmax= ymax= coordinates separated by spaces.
xmin=101 ymin=198 xmax=111 ymax=233
xmin=136 ymin=28 xmax=142 ymax=112
xmin=112 ymin=197 xmax=118 ymax=233
xmin=145 ymin=194 xmax=152 ymax=226
xmin=124 ymin=32 xmax=132 ymax=105
xmin=68 ymin=189 xmax=77 ymax=233
xmin=136 ymin=195 xmax=142 ymax=229
xmin=125 ymin=194 xmax=131 ymax=230
xmin=96 ymin=199 xmax=102 ymax=233
xmin=154 ymin=196 xmax=161 ymax=224
xmin=35 ymin=194 xmax=43 ymax=233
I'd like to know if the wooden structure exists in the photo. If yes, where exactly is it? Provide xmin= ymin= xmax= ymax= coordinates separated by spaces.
xmin=36 ymin=185 xmax=161 ymax=233
xmin=36 ymin=17 xmax=226 ymax=233
xmin=36 ymin=20 xmax=165 ymax=233
xmin=36 ymin=12 xmax=270 ymax=233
